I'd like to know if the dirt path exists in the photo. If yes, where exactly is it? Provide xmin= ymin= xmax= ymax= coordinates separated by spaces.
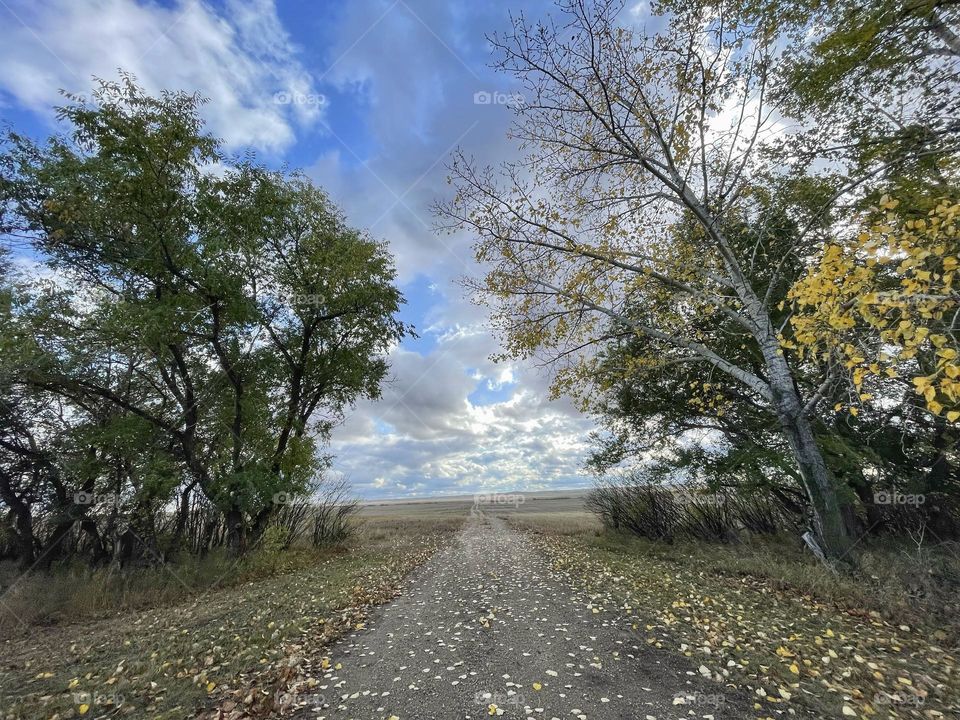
xmin=293 ymin=513 xmax=750 ymax=719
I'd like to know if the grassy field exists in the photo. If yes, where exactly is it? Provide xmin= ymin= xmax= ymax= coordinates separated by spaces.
xmin=500 ymin=505 xmax=960 ymax=720
xmin=0 ymin=513 xmax=464 ymax=720
xmin=357 ymin=488 xmax=591 ymax=519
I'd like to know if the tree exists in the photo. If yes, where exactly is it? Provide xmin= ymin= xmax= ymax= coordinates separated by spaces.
xmin=585 ymin=303 xmax=809 ymax=506
xmin=437 ymin=0 xmax=872 ymax=561
xmin=788 ymin=196 xmax=959 ymax=417
xmin=786 ymin=196 xmax=960 ymax=511
xmin=0 ymin=78 xmax=409 ymax=560
xmin=712 ymin=0 xmax=960 ymax=203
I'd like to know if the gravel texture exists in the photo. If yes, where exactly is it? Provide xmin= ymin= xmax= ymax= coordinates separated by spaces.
xmin=296 ymin=512 xmax=751 ymax=720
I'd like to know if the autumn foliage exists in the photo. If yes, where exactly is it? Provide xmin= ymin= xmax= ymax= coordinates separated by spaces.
xmin=788 ymin=197 xmax=960 ymax=421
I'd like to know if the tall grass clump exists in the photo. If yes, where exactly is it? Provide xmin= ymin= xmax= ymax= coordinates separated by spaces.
xmin=586 ymin=473 xmax=799 ymax=543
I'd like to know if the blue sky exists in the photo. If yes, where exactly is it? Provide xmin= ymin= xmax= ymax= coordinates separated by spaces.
xmin=0 ymin=0 xmax=607 ymax=498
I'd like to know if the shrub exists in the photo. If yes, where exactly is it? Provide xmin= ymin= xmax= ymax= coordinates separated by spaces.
xmin=311 ymin=478 xmax=359 ymax=547
xmin=678 ymin=490 xmax=739 ymax=542
xmin=588 ymin=476 xmax=797 ymax=543
xmin=587 ymin=476 xmax=680 ymax=541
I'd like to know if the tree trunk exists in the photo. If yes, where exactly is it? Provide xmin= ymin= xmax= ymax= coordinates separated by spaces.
xmin=12 ymin=514 xmax=36 ymax=569
xmin=80 ymin=519 xmax=107 ymax=564
xmin=0 ymin=475 xmax=36 ymax=569
xmin=37 ymin=518 xmax=74 ymax=571
xmin=169 ymin=481 xmax=197 ymax=555
xmin=225 ymin=507 xmax=246 ymax=554
xmin=772 ymin=387 xmax=855 ymax=563
xmin=924 ymin=415 xmax=951 ymax=493
xmin=248 ymin=504 xmax=278 ymax=550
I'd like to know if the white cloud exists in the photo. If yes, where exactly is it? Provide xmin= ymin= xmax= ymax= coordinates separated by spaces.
xmin=0 ymin=0 xmax=322 ymax=152
xmin=301 ymin=0 xmax=597 ymax=495
xmin=331 ymin=318 xmax=595 ymax=498
xmin=304 ymin=0 xmax=526 ymax=282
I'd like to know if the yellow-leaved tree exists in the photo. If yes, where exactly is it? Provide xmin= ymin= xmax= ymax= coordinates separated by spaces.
xmin=437 ymin=0 xmax=867 ymax=563
xmin=787 ymin=196 xmax=960 ymax=422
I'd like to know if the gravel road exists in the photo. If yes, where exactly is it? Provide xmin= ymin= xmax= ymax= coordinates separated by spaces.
xmin=295 ymin=512 xmax=750 ymax=720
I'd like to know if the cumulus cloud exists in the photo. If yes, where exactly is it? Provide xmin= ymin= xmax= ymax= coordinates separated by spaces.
xmin=331 ymin=317 xmax=595 ymax=499
xmin=297 ymin=0 xmax=599 ymax=498
xmin=305 ymin=0 xmax=541 ymax=282
xmin=0 ymin=0 xmax=322 ymax=152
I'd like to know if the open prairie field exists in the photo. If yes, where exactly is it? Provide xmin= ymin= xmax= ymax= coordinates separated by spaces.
xmin=358 ymin=488 xmax=589 ymax=516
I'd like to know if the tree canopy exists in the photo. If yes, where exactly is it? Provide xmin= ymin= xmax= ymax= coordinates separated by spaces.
xmin=439 ymin=0 xmax=960 ymax=562
xmin=0 ymin=78 xmax=408 ymax=564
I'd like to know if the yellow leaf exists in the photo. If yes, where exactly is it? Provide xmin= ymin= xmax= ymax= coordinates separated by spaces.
xmin=79 ymin=705 xmax=90 ymax=715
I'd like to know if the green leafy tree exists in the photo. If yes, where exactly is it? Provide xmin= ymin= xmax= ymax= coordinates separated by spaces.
xmin=0 ymin=78 xmax=409 ymax=558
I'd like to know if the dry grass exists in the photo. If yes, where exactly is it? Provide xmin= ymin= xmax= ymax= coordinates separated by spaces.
xmin=507 ymin=509 xmax=960 ymax=634
xmin=509 ymin=509 xmax=960 ymax=719
xmin=356 ymin=511 xmax=468 ymax=543
xmin=0 ymin=514 xmax=465 ymax=719
xmin=0 ymin=512 xmax=469 ymax=638
xmin=0 ymin=548 xmax=331 ymax=636
xmin=502 ymin=510 xmax=603 ymax=537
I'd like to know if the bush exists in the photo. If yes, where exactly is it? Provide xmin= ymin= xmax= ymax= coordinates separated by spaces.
xmin=729 ymin=492 xmax=795 ymax=535
xmin=873 ymin=492 xmax=960 ymax=539
xmin=586 ymin=477 xmax=680 ymax=541
xmin=678 ymin=489 xmax=738 ymax=542
xmin=311 ymin=478 xmax=360 ymax=547
xmin=587 ymin=476 xmax=797 ymax=543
